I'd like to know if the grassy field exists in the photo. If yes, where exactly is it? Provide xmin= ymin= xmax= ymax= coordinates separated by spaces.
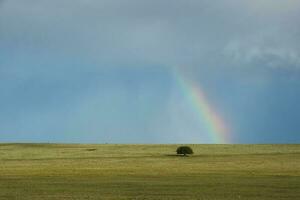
xmin=0 ymin=144 xmax=299 ymax=199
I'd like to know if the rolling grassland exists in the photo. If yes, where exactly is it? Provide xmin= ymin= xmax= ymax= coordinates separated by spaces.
xmin=0 ymin=144 xmax=299 ymax=199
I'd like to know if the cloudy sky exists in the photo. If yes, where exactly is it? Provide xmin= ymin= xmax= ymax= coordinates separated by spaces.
xmin=1 ymin=0 xmax=300 ymax=143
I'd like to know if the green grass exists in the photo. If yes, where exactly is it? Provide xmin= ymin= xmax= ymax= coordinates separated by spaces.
xmin=0 ymin=144 xmax=299 ymax=199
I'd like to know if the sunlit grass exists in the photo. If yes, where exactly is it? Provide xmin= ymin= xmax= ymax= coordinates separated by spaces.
xmin=0 ymin=144 xmax=299 ymax=199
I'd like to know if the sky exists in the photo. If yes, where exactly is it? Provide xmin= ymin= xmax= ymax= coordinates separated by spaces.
xmin=1 ymin=0 xmax=300 ymax=144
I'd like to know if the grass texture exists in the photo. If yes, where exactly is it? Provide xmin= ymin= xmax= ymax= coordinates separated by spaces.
xmin=0 ymin=144 xmax=299 ymax=199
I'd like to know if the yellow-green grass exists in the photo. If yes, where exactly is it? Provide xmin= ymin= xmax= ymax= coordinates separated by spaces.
xmin=0 ymin=144 xmax=299 ymax=199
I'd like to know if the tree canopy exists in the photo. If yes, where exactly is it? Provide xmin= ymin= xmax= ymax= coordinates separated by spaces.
xmin=176 ymin=146 xmax=194 ymax=156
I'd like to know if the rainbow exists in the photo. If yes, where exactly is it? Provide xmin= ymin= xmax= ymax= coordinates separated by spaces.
xmin=174 ymin=70 xmax=230 ymax=144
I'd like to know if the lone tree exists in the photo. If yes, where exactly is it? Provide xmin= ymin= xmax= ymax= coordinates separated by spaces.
xmin=176 ymin=146 xmax=194 ymax=156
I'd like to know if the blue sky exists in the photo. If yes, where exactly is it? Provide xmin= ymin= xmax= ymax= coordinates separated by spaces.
xmin=1 ymin=0 xmax=300 ymax=143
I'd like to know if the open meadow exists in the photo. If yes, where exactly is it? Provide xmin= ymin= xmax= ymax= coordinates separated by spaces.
xmin=0 ymin=144 xmax=299 ymax=199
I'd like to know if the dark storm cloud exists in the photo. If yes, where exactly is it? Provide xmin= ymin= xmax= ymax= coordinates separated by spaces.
xmin=1 ymin=0 xmax=299 ymax=72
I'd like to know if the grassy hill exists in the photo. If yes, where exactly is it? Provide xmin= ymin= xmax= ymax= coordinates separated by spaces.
xmin=0 ymin=144 xmax=299 ymax=199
